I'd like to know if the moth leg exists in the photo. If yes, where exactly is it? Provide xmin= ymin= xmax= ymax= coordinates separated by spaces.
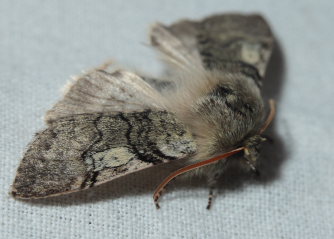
xmin=244 ymin=148 xmax=260 ymax=177
xmin=245 ymin=160 xmax=260 ymax=177
xmin=206 ymin=187 xmax=215 ymax=210
xmin=206 ymin=172 xmax=221 ymax=210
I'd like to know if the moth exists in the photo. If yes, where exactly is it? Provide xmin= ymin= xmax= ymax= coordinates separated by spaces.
xmin=12 ymin=13 xmax=275 ymax=209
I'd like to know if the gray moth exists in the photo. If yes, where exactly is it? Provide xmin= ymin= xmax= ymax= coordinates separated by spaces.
xmin=12 ymin=13 xmax=275 ymax=209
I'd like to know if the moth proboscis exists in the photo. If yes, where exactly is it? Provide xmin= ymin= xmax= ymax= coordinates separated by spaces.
xmin=11 ymin=13 xmax=276 ymax=209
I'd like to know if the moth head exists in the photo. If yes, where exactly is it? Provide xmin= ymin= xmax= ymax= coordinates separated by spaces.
xmin=241 ymin=135 xmax=267 ymax=174
xmin=240 ymin=99 xmax=275 ymax=174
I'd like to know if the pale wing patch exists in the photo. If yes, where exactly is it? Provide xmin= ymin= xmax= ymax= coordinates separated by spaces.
xmin=156 ymin=131 xmax=197 ymax=158
xmin=241 ymin=43 xmax=262 ymax=64
xmin=95 ymin=159 xmax=151 ymax=185
xmin=91 ymin=147 xmax=135 ymax=170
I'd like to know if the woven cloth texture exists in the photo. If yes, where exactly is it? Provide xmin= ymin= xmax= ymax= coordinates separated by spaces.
xmin=1 ymin=1 xmax=333 ymax=238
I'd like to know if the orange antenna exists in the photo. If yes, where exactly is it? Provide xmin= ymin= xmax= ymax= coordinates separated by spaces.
xmin=153 ymin=147 xmax=245 ymax=208
xmin=259 ymin=99 xmax=276 ymax=134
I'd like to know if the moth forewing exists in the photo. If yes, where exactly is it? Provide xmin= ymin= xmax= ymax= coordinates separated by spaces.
xmin=12 ymin=111 xmax=196 ymax=199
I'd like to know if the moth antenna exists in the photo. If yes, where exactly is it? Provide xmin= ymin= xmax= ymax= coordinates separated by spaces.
xmin=153 ymin=147 xmax=245 ymax=208
xmin=259 ymin=99 xmax=276 ymax=134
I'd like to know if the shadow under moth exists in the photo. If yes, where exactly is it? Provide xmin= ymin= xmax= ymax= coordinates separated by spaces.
xmin=12 ymin=13 xmax=276 ymax=209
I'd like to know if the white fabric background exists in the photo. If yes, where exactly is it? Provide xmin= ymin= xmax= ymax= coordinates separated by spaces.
xmin=1 ymin=0 xmax=333 ymax=238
